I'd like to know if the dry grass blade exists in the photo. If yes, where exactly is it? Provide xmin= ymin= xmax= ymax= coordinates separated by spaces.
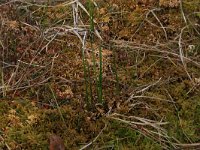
xmin=108 ymin=113 xmax=176 ymax=149
xmin=127 ymin=77 xmax=162 ymax=103
xmin=79 ymin=124 xmax=107 ymax=150
xmin=146 ymin=8 xmax=168 ymax=40
xmin=178 ymin=26 xmax=194 ymax=84
xmin=0 ymin=135 xmax=11 ymax=150
xmin=175 ymin=142 xmax=200 ymax=149
xmin=111 ymin=40 xmax=200 ymax=68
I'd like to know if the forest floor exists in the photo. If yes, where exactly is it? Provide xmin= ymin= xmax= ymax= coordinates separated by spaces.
xmin=0 ymin=0 xmax=200 ymax=149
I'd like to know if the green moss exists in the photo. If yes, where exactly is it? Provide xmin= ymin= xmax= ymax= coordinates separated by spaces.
xmin=104 ymin=121 xmax=162 ymax=149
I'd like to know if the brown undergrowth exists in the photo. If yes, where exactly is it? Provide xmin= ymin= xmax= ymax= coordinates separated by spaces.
xmin=0 ymin=0 xmax=200 ymax=149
